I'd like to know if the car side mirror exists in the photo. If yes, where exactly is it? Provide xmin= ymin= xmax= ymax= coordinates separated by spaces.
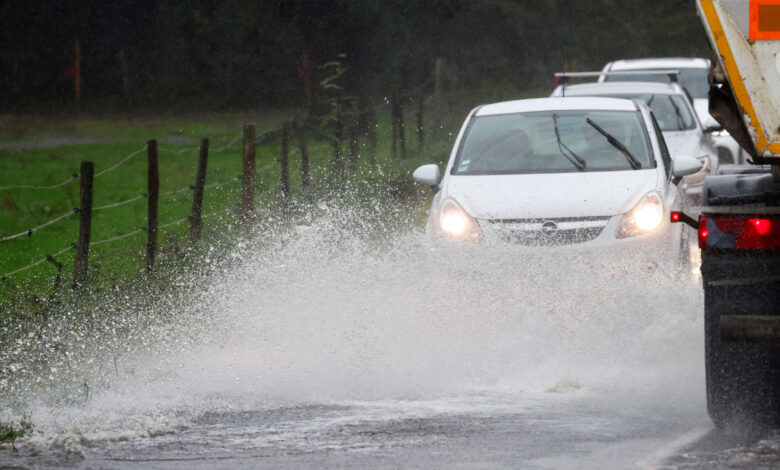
xmin=412 ymin=164 xmax=442 ymax=189
xmin=671 ymin=155 xmax=703 ymax=182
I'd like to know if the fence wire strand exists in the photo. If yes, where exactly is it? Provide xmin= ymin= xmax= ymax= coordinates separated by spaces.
xmin=0 ymin=174 xmax=79 ymax=191
xmin=94 ymin=145 xmax=147 ymax=178
xmin=0 ymin=209 xmax=77 ymax=243
xmin=158 ymin=133 xmax=242 ymax=155
xmin=90 ymin=228 xmax=145 ymax=246
xmin=93 ymin=193 xmax=148 ymax=211
xmin=0 ymin=145 xmax=147 ymax=191
xmin=1 ymin=245 xmax=74 ymax=278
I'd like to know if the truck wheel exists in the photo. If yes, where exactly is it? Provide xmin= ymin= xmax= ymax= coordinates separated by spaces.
xmin=703 ymin=253 xmax=780 ymax=428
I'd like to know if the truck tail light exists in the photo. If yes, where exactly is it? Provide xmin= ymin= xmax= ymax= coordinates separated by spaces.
xmin=698 ymin=215 xmax=780 ymax=250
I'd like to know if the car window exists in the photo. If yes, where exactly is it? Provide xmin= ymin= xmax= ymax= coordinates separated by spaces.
xmin=453 ymin=110 xmax=652 ymax=175
xmin=650 ymin=113 xmax=672 ymax=178
xmin=604 ymin=67 xmax=709 ymax=99
xmin=589 ymin=94 xmax=696 ymax=131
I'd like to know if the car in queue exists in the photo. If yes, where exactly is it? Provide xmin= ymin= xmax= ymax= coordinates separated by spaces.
xmin=550 ymin=81 xmax=718 ymax=207
xmin=598 ymin=57 xmax=746 ymax=165
xmin=412 ymin=97 xmax=703 ymax=265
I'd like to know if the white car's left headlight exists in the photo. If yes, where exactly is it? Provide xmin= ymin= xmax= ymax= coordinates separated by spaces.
xmin=616 ymin=192 xmax=664 ymax=238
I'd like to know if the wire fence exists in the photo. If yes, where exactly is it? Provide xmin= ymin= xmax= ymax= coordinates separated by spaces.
xmin=93 ymin=193 xmax=148 ymax=211
xmin=0 ymin=174 xmax=79 ymax=191
xmin=94 ymin=145 xmax=147 ymax=178
xmin=0 ymin=131 xmax=262 ymax=281
xmin=1 ymin=244 xmax=75 ymax=278
xmin=0 ymin=81 xmax=437 ymax=283
xmin=0 ymin=209 xmax=78 ymax=243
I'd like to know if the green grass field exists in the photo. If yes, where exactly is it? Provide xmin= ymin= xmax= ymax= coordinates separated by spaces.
xmin=0 ymin=109 xmax=460 ymax=294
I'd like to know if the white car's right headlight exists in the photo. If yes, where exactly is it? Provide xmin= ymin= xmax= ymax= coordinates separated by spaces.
xmin=616 ymin=192 xmax=664 ymax=238
xmin=439 ymin=199 xmax=481 ymax=240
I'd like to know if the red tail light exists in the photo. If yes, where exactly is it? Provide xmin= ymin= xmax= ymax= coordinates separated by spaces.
xmin=671 ymin=211 xmax=681 ymax=222
xmin=698 ymin=216 xmax=710 ymax=248
xmin=748 ymin=218 xmax=771 ymax=235
xmin=699 ymin=215 xmax=780 ymax=250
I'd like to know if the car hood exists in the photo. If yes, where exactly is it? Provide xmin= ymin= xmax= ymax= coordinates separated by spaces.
xmin=693 ymin=98 xmax=715 ymax=125
xmin=445 ymin=170 xmax=659 ymax=219
xmin=663 ymin=130 xmax=706 ymax=159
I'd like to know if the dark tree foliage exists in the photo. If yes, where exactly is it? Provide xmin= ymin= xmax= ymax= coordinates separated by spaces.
xmin=0 ymin=0 xmax=709 ymax=111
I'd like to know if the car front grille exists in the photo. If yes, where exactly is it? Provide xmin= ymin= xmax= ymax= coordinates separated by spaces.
xmin=485 ymin=216 xmax=610 ymax=246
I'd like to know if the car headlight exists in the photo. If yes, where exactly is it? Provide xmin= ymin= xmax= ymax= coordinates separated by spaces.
xmin=439 ymin=199 xmax=481 ymax=240
xmin=616 ymin=192 xmax=664 ymax=238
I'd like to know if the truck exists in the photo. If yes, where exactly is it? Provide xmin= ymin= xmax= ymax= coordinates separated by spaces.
xmin=674 ymin=0 xmax=780 ymax=427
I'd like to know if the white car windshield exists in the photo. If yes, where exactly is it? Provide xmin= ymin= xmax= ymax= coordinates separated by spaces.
xmin=590 ymin=94 xmax=697 ymax=131
xmin=453 ymin=110 xmax=653 ymax=175
xmin=604 ymin=67 xmax=710 ymax=99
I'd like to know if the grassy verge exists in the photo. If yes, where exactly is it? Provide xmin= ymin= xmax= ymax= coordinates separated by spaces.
xmin=0 ymin=107 xmax=463 ymax=296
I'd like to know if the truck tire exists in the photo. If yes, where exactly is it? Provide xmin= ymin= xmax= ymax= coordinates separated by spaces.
xmin=702 ymin=251 xmax=780 ymax=428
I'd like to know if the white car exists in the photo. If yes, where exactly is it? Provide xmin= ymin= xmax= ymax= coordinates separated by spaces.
xmin=599 ymin=57 xmax=747 ymax=165
xmin=412 ymin=97 xmax=702 ymax=263
xmin=550 ymin=81 xmax=717 ymax=207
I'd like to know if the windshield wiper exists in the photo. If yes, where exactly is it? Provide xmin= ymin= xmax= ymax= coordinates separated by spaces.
xmin=585 ymin=118 xmax=641 ymax=170
xmin=667 ymin=96 xmax=686 ymax=130
xmin=552 ymin=114 xmax=586 ymax=172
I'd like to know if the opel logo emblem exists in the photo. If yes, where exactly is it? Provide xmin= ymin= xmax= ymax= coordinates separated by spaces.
xmin=541 ymin=220 xmax=558 ymax=236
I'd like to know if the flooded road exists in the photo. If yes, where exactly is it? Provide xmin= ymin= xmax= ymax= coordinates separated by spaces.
xmin=1 ymin=218 xmax=776 ymax=468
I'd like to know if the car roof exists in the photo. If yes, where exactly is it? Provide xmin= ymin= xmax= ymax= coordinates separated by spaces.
xmin=606 ymin=57 xmax=709 ymax=70
xmin=476 ymin=97 xmax=638 ymax=116
xmin=554 ymin=81 xmax=685 ymax=97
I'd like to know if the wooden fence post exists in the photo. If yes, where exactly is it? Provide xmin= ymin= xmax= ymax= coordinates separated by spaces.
xmin=241 ymin=124 xmax=256 ymax=223
xmin=391 ymin=95 xmax=398 ymax=159
xmin=417 ymin=94 xmax=425 ymax=150
xmin=332 ymin=94 xmax=344 ymax=179
xmin=280 ymin=122 xmax=290 ymax=200
xmin=146 ymin=140 xmax=159 ymax=271
xmin=190 ymin=138 xmax=209 ymax=242
xmin=72 ymin=160 xmax=93 ymax=287
xmin=433 ymin=57 xmax=444 ymax=134
xmin=395 ymin=97 xmax=407 ymax=159
xmin=348 ymin=101 xmax=359 ymax=172
xmin=367 ymin=104 xmax=377 ymax=167
xmin=296 ymin=120 xmax=310 ymax=194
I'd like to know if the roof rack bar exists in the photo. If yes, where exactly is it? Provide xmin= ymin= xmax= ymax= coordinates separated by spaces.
xmin=554 ymin=70 xmax=680 ymax=84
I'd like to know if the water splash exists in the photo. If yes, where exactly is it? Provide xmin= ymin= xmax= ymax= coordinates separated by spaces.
xmin=0 ymin=196 xmax=705 ymax=458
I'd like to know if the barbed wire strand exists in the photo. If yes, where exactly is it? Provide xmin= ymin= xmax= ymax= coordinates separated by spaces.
xmin=91 ymin=216 xmax=189 ymax=248
xmin=94 ymin=145 xmax=147 ymax=178
xmin=160 ymin=185 xmax=192 ymax=197
xmin=2 ymin=210 xmax=229 ymax=278
xmin=0 ymin=174 xmax=79 ymax=191
xmin=0 ymin=145 xmax=147 ymax=191
xmin=90 ymin=228 xmax=145 ymax=247
xmin=0 ymin=209 xmax=78 ymax=243
xmin=213 ymin=134 xmax=242 ymax=152
xmin=158 ymin=133 xmax=243 ymax=155
xmin=93 ymin=193 xmax=148 ymax=211
xmin=1 ymin=245 xmax=74 ymax=278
